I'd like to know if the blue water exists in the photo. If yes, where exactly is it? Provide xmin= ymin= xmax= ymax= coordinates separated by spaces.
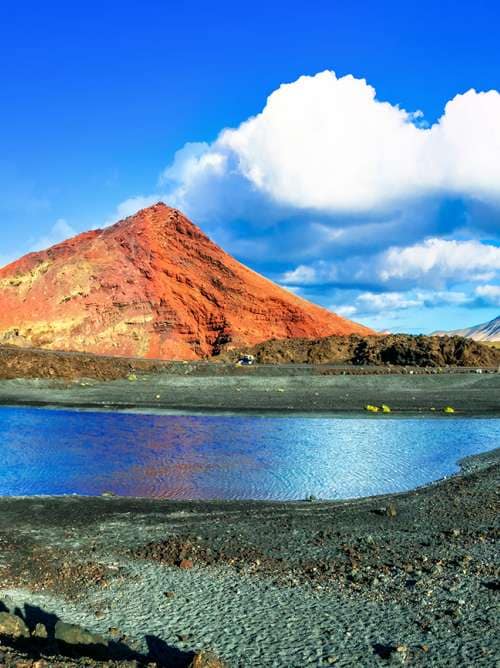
xmin=0 ymin=407 xmax=498 ymax=500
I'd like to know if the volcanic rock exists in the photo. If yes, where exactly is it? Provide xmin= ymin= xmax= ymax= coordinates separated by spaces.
xmin=0 ymin=612 xmax=30 ymax=639
xmin=0 ymin=203 xmax=372 ymax=360
xmin=189 ymin=650 xmax=228 ymax=668
xmin=54 ymin=621 xmax=108 ymax=647
xmin=219 ymin=332 xmax=500 ymax=367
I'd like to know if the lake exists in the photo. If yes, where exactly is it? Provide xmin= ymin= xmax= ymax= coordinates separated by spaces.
xmin=0 ymin=406 xmax=498 ymax=499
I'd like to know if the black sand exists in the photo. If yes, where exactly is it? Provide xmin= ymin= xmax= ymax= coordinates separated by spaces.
xmin=0 ymin=367 xmax=499 ymax=413
xmin=0 ymin=363 xmax=498 ymax=665
xmin=0 ymin=448 xmax=498 ymax=666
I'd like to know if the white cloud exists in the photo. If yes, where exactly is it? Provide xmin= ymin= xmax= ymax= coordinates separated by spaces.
xmin=474 ymin=284 xmax=500 ymax=306
xmin=331 ymin=291 xmax=422 ymax=317
xmin=163 ymin=71 xmax=500 ymax=217
xmin=334 ymin=305 xmax=357 ymax=317
xmin=0 ymin=220 xmax=77 ymax=268
xmin=101 ymin=69 xmax=500 ymax=331
xmin=104 ymin=195 xmax=162 ymax=226
xmin=283 ymin=239 xmax=500 ymax=290
xmin=379 ymin=238 xmax=500 ymax=285
xmin=159 ymin=142 xmax=224 ymax=186
xmin=107 ymin=71 xmax=500 ymax=269
xmin=282 ymin=264 xmax=326 ymax=285
xmin=416 ymin=290 xmax=470 ymax=307
xmin=355 ymin=292 xmax=422 ymax=313
xmin=30 ymin=219 xmax=77 ymax=252
xmin=331 ymin=288 xmax=473 ymax=319
xmin=277 ymin=284 xmax=302 ymax=295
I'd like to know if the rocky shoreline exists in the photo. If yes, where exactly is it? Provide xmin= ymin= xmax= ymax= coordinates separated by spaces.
xmin=0 ymin=448 xmax=498 ymax=666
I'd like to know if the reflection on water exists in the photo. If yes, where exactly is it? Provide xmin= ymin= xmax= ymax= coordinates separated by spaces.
xmin=0 ymin=407 xmax=498 ymax=500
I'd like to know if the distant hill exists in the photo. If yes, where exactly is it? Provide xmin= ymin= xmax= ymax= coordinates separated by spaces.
xmin=432 ymin=316 xmax=500 ymax=342
xmin=0 ymin=203 xmax=373 ymax=360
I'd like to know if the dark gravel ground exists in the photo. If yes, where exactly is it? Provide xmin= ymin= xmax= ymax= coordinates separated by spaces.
xmin=0 ymin=449 xmax=498 ymax=666
xmin=0 ymin=369 xmax=499 ymax=414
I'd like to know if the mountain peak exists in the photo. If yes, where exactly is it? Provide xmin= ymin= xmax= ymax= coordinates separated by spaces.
xmin=432 ymin=315 xmax=500 ymax=342
xmin=0 ymin=206 xmax=373 ymax=359
xmin=113 ymin=201 xmax=201 ymax=230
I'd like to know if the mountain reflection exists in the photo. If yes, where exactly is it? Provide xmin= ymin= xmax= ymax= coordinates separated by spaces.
xmin=0 ymin=408 xmax=498 ymax=500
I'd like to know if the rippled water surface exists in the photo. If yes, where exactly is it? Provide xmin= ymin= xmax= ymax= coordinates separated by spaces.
xmin=0 ymin=407 xmax=498 ymax=499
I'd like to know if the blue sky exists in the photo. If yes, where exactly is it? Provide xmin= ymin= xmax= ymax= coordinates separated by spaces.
xmin=1 ymin=0 xmax=499 ymax=333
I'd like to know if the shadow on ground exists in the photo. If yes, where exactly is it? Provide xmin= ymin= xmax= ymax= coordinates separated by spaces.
xmin=0 ymin=601 xmax=194 ymax=667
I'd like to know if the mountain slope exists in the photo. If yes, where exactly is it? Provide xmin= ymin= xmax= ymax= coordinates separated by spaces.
xmin=432 ymin=315 xmax=500 ymax=342
xmin=0 ymin=203 xmax=373 ymax=359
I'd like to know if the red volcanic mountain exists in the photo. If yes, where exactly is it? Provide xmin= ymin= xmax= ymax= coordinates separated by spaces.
xmin=0 ymin=203 xmax=373 ymax=360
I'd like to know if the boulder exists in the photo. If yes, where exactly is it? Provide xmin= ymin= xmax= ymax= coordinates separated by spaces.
xmin=190 ymin=650 xmax=228 ymax=668
xmin=0 ymin=611 xmax=30 ymax=639
xmin=54 ymin=621 xmax=108 ymax=647
xmin=32 ymin=622 xmax=48 ymax=639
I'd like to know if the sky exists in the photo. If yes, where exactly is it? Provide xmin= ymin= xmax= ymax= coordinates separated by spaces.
xmin=1 ymin=0 xmax=499 ymax=333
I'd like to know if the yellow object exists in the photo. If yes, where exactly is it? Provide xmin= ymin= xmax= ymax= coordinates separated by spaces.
xmin=127 ymin=373 xmax=137 ymax=382
xmin=381 ymin=404 xmax=391 ymax=413
xmin=443 ymin=406 xmax=455 ymax=414
xmin=365 ymin=404 xmax=379 ymax=412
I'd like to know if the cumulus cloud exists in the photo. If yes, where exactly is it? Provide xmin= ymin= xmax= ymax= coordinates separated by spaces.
xmin=153 ymin=71 xmax=500 ymax=307
xmin=335 ymin=305 xmax=357 ymax=317
xmin=162 ymin=71 xmax=500 ymax=219
xmin=282 ymin=264 xmax=322 ymax=285
xmin=277 ymin=284 xmax=302 ymax=295
xmin=0 ymin=219 xmax=80 ymax=269
xmin=474 ymin=284 xmax=500 ymax=306
xmin=331 ymin=289 xmax=472 ymax=319
xmin=353 ymin=292 xmax=423 ymax=313
xmin=418 ymin=290 xmax=471 ymax=307
xmin=30 ymin=218 xmax=77 ymax=252
xmin=104 ymin=195 xmax=161 ymax=227
xmin=283 ymin=238 xmax=500 ymax=290
xmin=105 ymin=70 xmax=500 ymax=330
xmin=379 ymin=238 xmax=500 ymax=286
xmin=110 ymin=70 xmax=500 ymax=254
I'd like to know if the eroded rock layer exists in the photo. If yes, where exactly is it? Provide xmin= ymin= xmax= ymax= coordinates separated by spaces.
xmin=0 ymin=203 xmax=372 ymax=359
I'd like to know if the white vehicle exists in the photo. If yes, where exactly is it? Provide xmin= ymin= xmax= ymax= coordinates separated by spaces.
xmin=237 ymin=354 xmax=255 ymax=366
